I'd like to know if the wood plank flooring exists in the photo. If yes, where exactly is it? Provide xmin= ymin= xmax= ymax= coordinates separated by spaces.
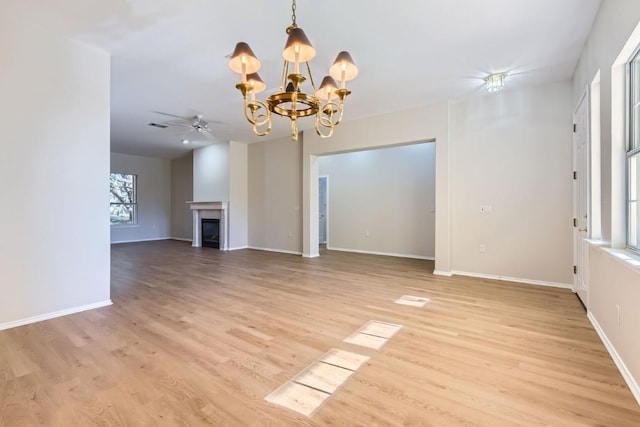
xmin=1 ymin=240 xmax=639 ymax=426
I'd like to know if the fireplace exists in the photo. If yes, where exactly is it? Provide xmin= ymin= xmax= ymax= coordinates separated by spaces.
xmin=201 ymin=219 xmax=220 ymax=248
xmin=187 ymin=201 xmax=229 ymax=250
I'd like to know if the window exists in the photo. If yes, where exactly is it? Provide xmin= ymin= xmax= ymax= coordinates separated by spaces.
xmin=628 ymin=51 xmax=640 ymax=251
xmin=110 ymin=173 xmax=137 ymax=225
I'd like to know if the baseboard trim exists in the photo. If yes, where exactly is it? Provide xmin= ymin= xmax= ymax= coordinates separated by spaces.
xmin=302 ymin=253 xmax=320 ymax=258
xmin=326 ymin=246 xmax=434 ymax=260
xmin=111 ymin=237 xmax=171 ymax=244
xmin=170 ymin=237 xmax=192 ymax=243
xmin=248 ymin=246 xmax=303 ymax=256
xmin=451 ymin=270 xmax=572 ymax=289
xmin=0 ymin=300 xmax=113 ymax=332
xmin=588 ymin=312 xmax=640 ymax=406
xmin=228 ymin=246 xmax=249 ymax=251
xmin=433 ymin=270 xmax=453 ymax=277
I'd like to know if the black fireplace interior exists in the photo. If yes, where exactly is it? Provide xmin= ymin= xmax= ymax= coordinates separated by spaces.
xmin=201 ymin=219 xmax=220 ymax=248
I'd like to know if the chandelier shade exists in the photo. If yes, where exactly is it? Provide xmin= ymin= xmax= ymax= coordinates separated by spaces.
xmin=246 ymin=73 xmax=266 ymax=94
xmin=330 ymin=51 xmax=359 ymax=86
xmin=229 ymin=0 xmax=358 ymax=141
xmin=229 ymin=42 xmax=261 ymax=78
xmin=283 ymin=27 xmax=316 ymax=63
xmin=316 ymin=76 xmax=339 ymax=101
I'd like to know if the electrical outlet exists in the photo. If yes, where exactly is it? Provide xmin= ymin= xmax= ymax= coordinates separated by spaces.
xmin=479 ymin=244 xmax=486 ymax=253
xmin=365 ymin=231 xmax=370 ymax=238
xmin=288 ymin=231 xmax=292 ymax=238
xmin=616 ymin=305 xmax=620 ymax=325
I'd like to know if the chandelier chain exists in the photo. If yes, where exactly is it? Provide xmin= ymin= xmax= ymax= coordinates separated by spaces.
xmin=291 ymin=0 xmax=297 ymax=26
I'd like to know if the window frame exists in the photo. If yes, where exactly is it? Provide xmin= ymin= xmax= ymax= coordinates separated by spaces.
xmin=110 ymin=173 xmax=138 ymax=226
xmin=627 ymin=49 xmax=640 ymax=253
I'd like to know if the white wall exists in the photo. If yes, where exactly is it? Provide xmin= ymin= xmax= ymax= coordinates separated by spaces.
xmin=171 ymin=152 xmax=193 ymax=240
xmin=450 ymin=81 xmax=574 ymax=285
xmin=573 ymin=0 xmax=640 ymax=402
xmin=0 ymin=17 xmax=111 ymax=327
xmin=248 ymin=136 xmax=303 ymax=254
xmin=229 ymin=141 xmax=249 ymax=249
xmin=573 ymin=0 xmax=640 ymax=244
xmin=193 ymin=143 xmax=229 ymax=202
xmin=110 ymin=153 xmax=171 ymax=243
xmin=318 ymin=143 xmax=436 ymax=259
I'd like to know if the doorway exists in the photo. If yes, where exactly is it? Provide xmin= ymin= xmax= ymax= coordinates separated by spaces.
xmin=319 ymin=176 xmax=328 ymax=245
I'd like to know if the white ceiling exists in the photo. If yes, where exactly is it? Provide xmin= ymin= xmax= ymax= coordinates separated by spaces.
xmin=5 ymin=0 xmax=601 ymax=158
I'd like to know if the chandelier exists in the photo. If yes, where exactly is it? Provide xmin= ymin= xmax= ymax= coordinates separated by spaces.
xmin=229 ymin=0 xmax=358 ymax=141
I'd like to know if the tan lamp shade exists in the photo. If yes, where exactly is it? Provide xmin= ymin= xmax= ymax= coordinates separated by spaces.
xmin=229 ymin=42 xmax=261 ymax=74
xmin=315 ymin=76 xmax=339 ymax=100
xmin=282 ymin=27 xmax=316 ymax=62
xmin=329 ymin=51 xmax=358 ymax=82
xmin=246 ymin=73 xmax=266 ymax=94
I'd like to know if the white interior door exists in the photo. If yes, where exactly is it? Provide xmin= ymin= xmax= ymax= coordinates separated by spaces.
xmin=573 ymin=91 xmax=590 ymax=308
xmin=319 ymin=176 xmax=328 ymax=244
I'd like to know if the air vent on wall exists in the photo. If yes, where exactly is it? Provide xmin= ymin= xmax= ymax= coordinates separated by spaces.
xmin=148 ymin=122 xmax=169 ymax=129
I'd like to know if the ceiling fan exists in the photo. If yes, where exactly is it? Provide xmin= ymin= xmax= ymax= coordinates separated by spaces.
xmin=150 ymin=111 xmax=219 ymax=141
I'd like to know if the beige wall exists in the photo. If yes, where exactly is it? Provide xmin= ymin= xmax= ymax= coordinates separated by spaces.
xmin=318 ymin=143 xmax=436 ymax=259
xmin=111 ymin=153 xmax=171 ymax=243
xmin=303 ymin=103 xmax=451 ymax=271
xmin=450 ymin=81 xmax=574 ymax=285
xmin=229 ymin=141 xmax=248 ymax=249
xmin=193 ymin=143 xmax=229 ymax=202
xmin=170 ymin=152 xmax=193 ymax=241
xmin=0 ymin=17 xmax=111 ymax=327
xmin=248 ymin=136 xmax=303 ymax=254
xmin=573 ymin=0 xmax=640 ymax=402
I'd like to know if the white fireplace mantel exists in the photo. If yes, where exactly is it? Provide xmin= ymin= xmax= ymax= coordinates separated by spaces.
xmin=187 ymin=201 xmax=229 ymax=250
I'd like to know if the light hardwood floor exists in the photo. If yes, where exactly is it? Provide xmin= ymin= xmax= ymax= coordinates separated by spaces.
xmin=1 ymin=240 xmax=639 ymax=426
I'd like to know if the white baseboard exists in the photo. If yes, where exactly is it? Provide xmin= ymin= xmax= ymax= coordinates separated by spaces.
xmin=302 ymin=253 xmax=320 ymax=258
xmin=326 ymin=246 xmax=434 ymax=260
xmin=433 ymin=270 xmax=453 ymax=277
xmin=0 ymin=300 xmax=113 ymax=331
xmin=450 ymin=270 xmax=572 ymax=289
xmin=588 ymin=312 xmax=640 ymax=406
xmin=170 ymin=237 xmax=192 ymax=243
xmin=228 ymin=246 xmax=249 ymax=251
xmin=111 ymin=237 xmax=171 ymax=244
xmin=248 ymin=246 xmax=303 ymax=256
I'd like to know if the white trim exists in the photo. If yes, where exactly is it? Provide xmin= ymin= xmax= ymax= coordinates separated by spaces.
xmin=451 ymin=270 xmax=572 ymax=289
xmin=302 ymin=253 xmax=320 ymax=258
xmin=600 ymin=247 xmax=640 ymax=273
xmin=0 ymin=300 xmax=113 ymax=331
xmin=228 ymin=246 xmax=249 ymax=251
xmin=170 ymin=237 xmax=193 ymax=243
xmin=433 ymin=270 xmax=453 ymax=277
xmin=111 ymin=237 xmax=171 ymax=244
xmin=588 ymin=312 xmax=640 ymax=406
xmin=248 ymin=246 xmax=303 ymax=256
xmin=327 ymin=246 xmax=434 ymax=260
xmin=319 ymin=174 xmax=329 ymax=245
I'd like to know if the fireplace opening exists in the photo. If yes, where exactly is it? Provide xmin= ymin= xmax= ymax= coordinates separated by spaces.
xmin=201 ymin=219 xmax=220 ymax=249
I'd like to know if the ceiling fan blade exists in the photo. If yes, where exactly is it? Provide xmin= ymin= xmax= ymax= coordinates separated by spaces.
xmin=163 ymin=121 xmax=192 ymax=128
xmin=152 ymin=111 xmax=189 ymax=120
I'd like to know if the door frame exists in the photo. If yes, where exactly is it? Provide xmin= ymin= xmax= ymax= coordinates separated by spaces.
xmin=573 ymin=87 xmax=591 ymax=309
xmin=318 ymin=175 xmax=329 ymax=246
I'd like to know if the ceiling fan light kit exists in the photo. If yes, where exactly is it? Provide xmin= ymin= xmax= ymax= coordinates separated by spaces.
xmin=229 ymin=0 xmax=358 ymax=141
